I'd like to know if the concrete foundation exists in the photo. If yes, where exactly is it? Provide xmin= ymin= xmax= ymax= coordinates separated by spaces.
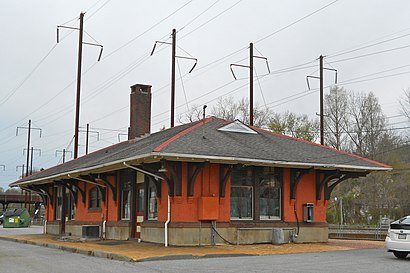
xmin=141 ymin=224 xmax=328 ymax=246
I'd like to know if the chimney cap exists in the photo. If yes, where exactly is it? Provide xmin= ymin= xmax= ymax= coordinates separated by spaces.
xmin=130 ymin=83 xmax=152 ymax=89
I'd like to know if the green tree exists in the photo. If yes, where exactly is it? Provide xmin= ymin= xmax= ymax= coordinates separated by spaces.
xmin=268 ymin=111 xmax=319 ymax=142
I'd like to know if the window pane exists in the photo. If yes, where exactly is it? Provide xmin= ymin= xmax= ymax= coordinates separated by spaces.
xmin=137 ymin=188 xmax=145 ymax=213
xmin=121 ymin=189 xmax=131 ymax=220
xmin=230 ymin=186 xmax=253 ymax=219
xmin=259 ymin=169 xmax=281 ymax=220
xmin=148 ymin=187 xmax=157 ymax=220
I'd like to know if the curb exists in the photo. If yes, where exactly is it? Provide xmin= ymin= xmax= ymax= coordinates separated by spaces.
xmin=0 ymin=236 xmax=134 ymax=262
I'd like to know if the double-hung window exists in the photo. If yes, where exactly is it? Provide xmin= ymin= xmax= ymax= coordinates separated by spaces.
xmin=230 ymin=168 xmax=253 ymax=220
xmin=259 ymin=168 xmax=281 ymax=220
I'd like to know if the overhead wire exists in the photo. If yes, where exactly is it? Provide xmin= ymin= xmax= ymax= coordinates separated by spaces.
xmin=101 ymin=0 xmax=194 ymax=61
xmin=179 ymin=0 xmax=244 ymax=40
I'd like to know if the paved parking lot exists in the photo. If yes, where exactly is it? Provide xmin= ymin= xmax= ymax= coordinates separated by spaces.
xmin=0 ymin=239 xmax=405 ymax=273
xmin=0 ymin=225 xmax=43 ymax=236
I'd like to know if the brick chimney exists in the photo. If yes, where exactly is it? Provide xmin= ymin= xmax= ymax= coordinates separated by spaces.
xmin=128 ymin=84 xmax=152 ymax=140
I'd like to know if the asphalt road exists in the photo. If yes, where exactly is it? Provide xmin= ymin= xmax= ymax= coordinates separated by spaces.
xmin=0 ymin=239 xmax=407 ymax=273
xmin=0 ymin=225 xmax=43 ymax=236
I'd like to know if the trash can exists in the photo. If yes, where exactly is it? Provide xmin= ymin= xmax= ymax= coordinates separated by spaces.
xmin=272 ymin=228 xmax=285 ymax=245
xmin=3 ymin=208 xmax=31 ymax=228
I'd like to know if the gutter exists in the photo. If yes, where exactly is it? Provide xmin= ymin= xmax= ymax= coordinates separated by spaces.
xmin=11 ymin=152 xmax=391 ymax=187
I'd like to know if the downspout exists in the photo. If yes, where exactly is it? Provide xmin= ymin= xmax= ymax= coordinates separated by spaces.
xmin=103 ymin=186 xmax=108 ymax=239
xmin=165 ymin=194 xmax=170 ymax=247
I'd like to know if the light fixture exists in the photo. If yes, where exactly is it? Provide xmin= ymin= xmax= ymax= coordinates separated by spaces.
xmin=158 ymin=161 xmax=167 ymax=173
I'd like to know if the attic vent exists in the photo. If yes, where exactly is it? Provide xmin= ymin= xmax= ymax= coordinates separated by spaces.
xmin=218 ymin=120 xmax=258 ymax=134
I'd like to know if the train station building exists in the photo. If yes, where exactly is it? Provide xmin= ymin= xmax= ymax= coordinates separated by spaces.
xmin=9 ymin=84 xmax=391 ymax=245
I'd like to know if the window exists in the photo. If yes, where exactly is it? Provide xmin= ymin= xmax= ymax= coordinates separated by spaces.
xmin=148 ymin=181 xmax=158 ymax=220
xmin=230 ymin=166 xmax=282 ymax=221
xmin=89 ymin=186 xmax=102 ymax=210
xmin=230 ymin=168 xmax=253 ymax=220
xmin=259 ymin=168 xmax=281 ymax=220
xmin=137 ymin=172 xmax=145 ymax=213
xmin=67 ymin=187 xmax=76 ymax=220
xmin=137 ymin=186 xmax=145 ymax=213
xmin=121 ymin=181 xmax=131 ymax=220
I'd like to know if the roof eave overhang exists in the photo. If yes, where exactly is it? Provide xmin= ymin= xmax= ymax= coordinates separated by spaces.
xmin=10 ymin=152 xmax=391 ymax=187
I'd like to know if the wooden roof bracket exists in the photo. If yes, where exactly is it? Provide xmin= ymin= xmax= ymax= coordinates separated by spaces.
xmin=290 ymin=168 xmax=311 ymax=199
xmin=324 ymin=172 xmax=368 ymax=200
xmin=187 ymin=162 xmax=208 ymax=196
xmin=96 ymin=174 xmax=117 ymax=202
xmin=219 ymin=164 xmax=234 ymax=198
xmin=315 ymin=170 xmax=340 ymax=200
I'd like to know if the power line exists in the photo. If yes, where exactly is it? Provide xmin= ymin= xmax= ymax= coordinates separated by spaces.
xmin=102 ymin=0 xmax=193 ymax=61
xmin=177 ymin=0 xmax=221 ymax=34
xmin=254 ymin=0 xmax=340 ymax=45
xmin=179 ymin=0 xmax=243 ymax=40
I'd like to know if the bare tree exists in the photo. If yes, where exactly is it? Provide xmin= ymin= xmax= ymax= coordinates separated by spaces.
xmin=399 ymin=88 xmax=410 ymax=121
xmin=178 ymin=104 xmax=204 ymax=124
xmin=325 ymin=86 xmax=349 ymax=150
xmin=344 ymin=91 xmax=388 ymax=159
xmin=211 ymin=96 xmax=272 ymax=127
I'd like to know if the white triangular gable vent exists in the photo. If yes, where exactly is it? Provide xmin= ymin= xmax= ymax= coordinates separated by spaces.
xmin=218 ymin=120 xmax=258 ymax=134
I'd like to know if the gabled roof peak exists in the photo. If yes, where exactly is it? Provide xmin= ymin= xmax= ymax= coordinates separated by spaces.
xmin=217 ymin=120 xmax=258 ymax=134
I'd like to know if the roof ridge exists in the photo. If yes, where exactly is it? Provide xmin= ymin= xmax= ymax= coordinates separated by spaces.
xmin=153 ymin=117 xmax=214 ymax=152
xmin=253 ymin=126 xmax=392 ymax=169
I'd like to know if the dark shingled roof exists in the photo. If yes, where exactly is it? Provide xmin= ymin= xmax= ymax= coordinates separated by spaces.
xmin=10 ymin=117 xmax=391 ymax=187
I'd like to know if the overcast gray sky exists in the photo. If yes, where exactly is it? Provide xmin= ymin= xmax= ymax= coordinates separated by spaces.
xmin=1 ymin=0 xmax=410 ymax=189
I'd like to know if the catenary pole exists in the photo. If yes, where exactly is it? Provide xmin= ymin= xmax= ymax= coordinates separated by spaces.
xmin=74 ymin=12 xmax=84 ymax=159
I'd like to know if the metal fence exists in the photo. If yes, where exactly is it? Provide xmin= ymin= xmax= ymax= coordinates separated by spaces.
xmin=328 ymin=224 xmax=388 ymax=240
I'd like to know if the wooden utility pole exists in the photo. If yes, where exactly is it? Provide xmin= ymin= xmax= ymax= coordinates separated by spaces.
xmin=306 ymin=55 xmax=338 ymax=146
xmin=230 ymin=43 xmax=270 ymax=127
xmin=319 ymin=55 xmax=324 ymax=145
xmin=86 ymin=123 xmax=89 ymax=155
xmin=74 ymin=13 xmax=84 ymax=159
xmin=150 ymin=29 xmax=197 ymax=128
xmin=25 ymin=120 xmax=31 ymax=176
xmin=171 ymin=29 xmax=176 ymax=128
xmin=249 ymin=43 xmax=254 ymax=126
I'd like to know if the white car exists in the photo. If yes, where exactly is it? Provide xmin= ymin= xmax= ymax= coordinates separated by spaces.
xmin=385 ymin=215 xmax=410 ymax=259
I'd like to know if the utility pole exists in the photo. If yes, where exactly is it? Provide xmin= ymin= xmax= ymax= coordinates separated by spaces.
xmin=86 ymin=123 xmax=89 ymax=155
xmin=319 ymin=55 xmax=324 ymax=145
xmin=150 ymin=29 xmax=197 ymax=128
xmin=230 ymin=43 xmax=270 ymax=126
xmin=74 ymin=12 xmax=84 ymax=159
xmin=16 ymin=120 xmax=41 ymax=177
xmin=306 ymin=55 xmax=337 ymax=145
xmin=249 ymin=43 xmax=254 ymax=126
xmin=23 ymin=148 xmax=41 ymax=175
xmin=56 ymin=149 xmax=72 ymax=163
xmin=79 ymin=124 xmax=99 ymax=155
xmin=57 ymin=13 xmax=103 ymax=159
xmin=16 ymin=165 xmax=25 ymax=178
xmin=171 ymin=29 xmax=176 ymax=128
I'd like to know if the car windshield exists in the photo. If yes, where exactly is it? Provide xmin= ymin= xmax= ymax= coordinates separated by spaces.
xmin=391 ymin=216 xmax=410 ymax=229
